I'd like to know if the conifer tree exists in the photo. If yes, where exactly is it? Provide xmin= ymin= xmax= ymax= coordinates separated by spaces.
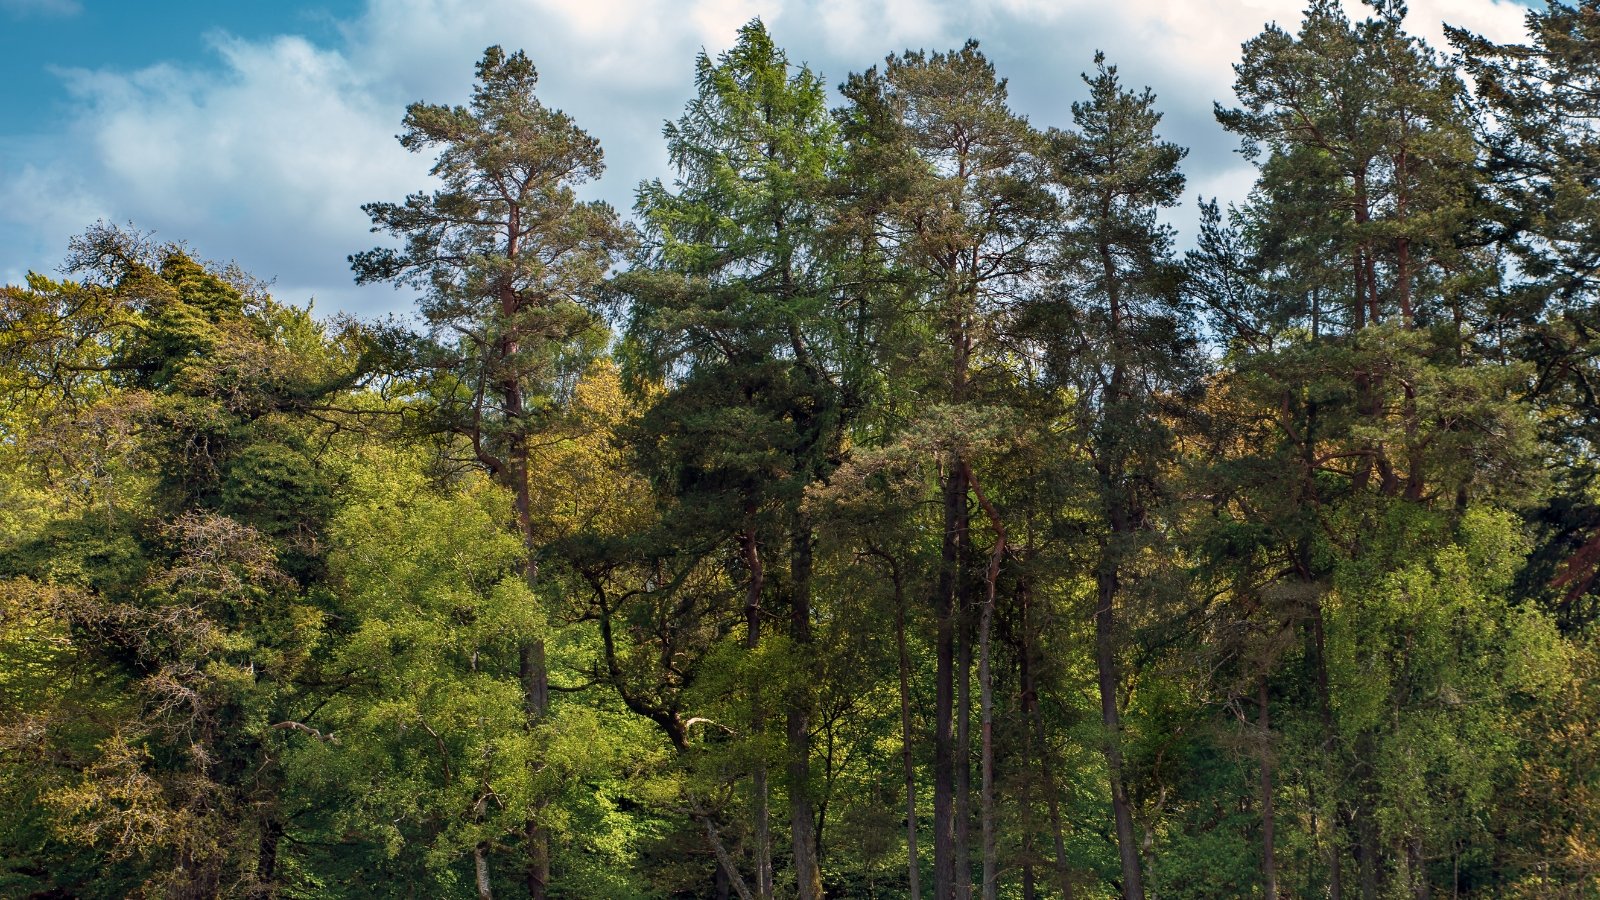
xmin=1032 ymin=54 xmax=1193 ymax=900
xmin=352 ymin=46 xmax=629 ymax=898
xmin=839 ymin=40 xmax=1054 ymax=899
xmin=1453 ymin=1 xmax=1600 ymax=630
xmin=1212 ymin=4 xmax=1546 ymax=895
xmin=621 ymin=20 xmax=846 ymax=898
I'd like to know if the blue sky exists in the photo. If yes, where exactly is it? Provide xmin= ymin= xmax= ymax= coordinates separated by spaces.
xmin=0 ymin=0 xmax=1536 ymax=317
xmin=0 ymin=3 xmax=361 ymax=124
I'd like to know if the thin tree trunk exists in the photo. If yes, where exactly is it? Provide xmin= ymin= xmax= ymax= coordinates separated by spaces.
xmin=978 ymin=555 xmax=999 ymax=900
xmin=965 ymin=462 xmax=1006 ymax=900
xmin=1394 ymin=141 xmax=1413 ymax=329
xmin=1021 ymin=606 xmax=1073 ymax=900
xmin=1260 ymin=676 xmax=1278 ymax=900
xmin=1295 ymin=398 xmax=1345 ymax=900
xmin=704 ymin=815 xmax=759 ymax=900
xmin=514 ymin=559 xmax=551 ymax=898
xmin=1017 ymin=581 xmax=1038 ymax=900
xmin=1357 ymin=814 xmax=1380 ymax=900
xmin=1311 ymin=604 xmax=1345 ymax=900
xmin=897 ymin=581 xmax=924 ymax=899
xmin=956 ymin=613 xmax=974 ymax=900
xmin=1096 ymin=553 xmax=1143 ymax=900
xmin=1355 ymin=731 xmax=1382 ymax=900
xmin=1346 ymin=719 xmax=1383 ymax=900
xmin=258 ymin=815 xmax=282 ymax=889
xmin=520 ymin=641 xmax=549 ymax=898
xmin=790 ymin=523 xmax=824 ymax=900
xmin=955 ymin=468 xmax=974 ymax=900
xmin=1029 ymin=688 xmax=1075 ymax=900
xmin=743 ymin=526 xmax=773 ymax=900
xmin=1350 ymin=173 xmax=1375 ymax=494
xmin=753 ymin=764 xmax=772 ymax=898
xmin=1409 ymin=837 xmax=1430 ymax=900
xmin=1400 ymin=205 xmax=1424 ymax=500
xmin=934 ymin=463 xmax=965 ymax=899
xmin=954 ymin=309 xmax=975 ymax=900
xmin=476 ymin=843 xmax=495 ymax=900
xmin=1094 ymin=234 xmax=1145 ymax=900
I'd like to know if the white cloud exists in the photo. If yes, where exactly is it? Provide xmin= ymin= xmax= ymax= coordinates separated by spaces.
xmin=63 ymin=35 xmax=412 ymax=228
xmin=6 ymin=32 xmax=428 ymax=313
xmin=814 ymin=0 xmax=949 ymax=56
xmin=0 ymin=0 xmax=1535 ymax=315
xmin=0 ymin=158 xmax=105 ymax=250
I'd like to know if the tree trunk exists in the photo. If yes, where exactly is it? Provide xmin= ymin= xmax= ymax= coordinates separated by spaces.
xmin=1347 ymin=724 xmax=1384 ymax=900
xmin=1295 ymin=400 xmax=1344 ymax=900
xmin=1022 ymin=617 xmax=1073 ymax=900
xmin=705 ymin=815 xmax=759 ymax=900
xmin=955 ymin=482 xmax=974 ymax=900
xmin=1092 ymin=234 xmax=1144 ymax=900
xmin=512 ymin=461 xmax=550 ymax=899
xmin=978 ymin=595 xmax=998 ymax=900
xmin=1355 ymin=733 xmax=1382 ymax=900
xmin=1259 ymin=676 xmax=1278 ymax=900
xmin=1095 ymin=552 xmax=1143 ymax=900
xmin=520 ymin=641 xmax=550 ymax=898
xmin=1311 ymin=606 xmax=1346 ymax=900
xmin=257 ymin=815 xmax=282 ymax=890
xmin=1357 ymin=815 xmax=1380 ymax=900
xmin=956 ymin=611 xmax=974 ymax=900
xmin=933 ymin=463 xmax=965 ymax=900
xmin=1409 ymin=837 xmax=1430 ymax=900
xmin=492 ymin=297 xmax=553 ymax=900
xmin=789 ymin=523 xmax=824 ymax=900
xmin=476 ymin=842 xmax=495 ymax=900
xmin=965 ymin=463 xmax=1006 ymax=900
xmin=898 ymin=585 xmax=923 ymax=899
xmin=743 ymin=526 xmax=774 ymax=900
xmin=1018 ymin=598 xmax=1037 ymax=900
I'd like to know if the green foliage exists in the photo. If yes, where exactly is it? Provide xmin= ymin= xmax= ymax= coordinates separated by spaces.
xmin=283 ymin=452 xmax=543 ymax=890
xmin=7 ymin=9 xmax=1600 ymax=898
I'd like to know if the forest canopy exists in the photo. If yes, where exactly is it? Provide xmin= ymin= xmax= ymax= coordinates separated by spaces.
xmin=4 ymin=2 xmax=1600 ymax=898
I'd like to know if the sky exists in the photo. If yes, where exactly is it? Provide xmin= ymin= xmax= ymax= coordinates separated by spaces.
xmin=0 ymin=0 xmax=1538 ymax=317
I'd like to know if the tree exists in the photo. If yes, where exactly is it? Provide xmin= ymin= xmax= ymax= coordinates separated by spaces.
xmin=1452 ymin=1 xmax=1600 ymax=631
xmin=352 ymin=45 xmax=630 ymax=898
xmin=0 ymin=225 xmax=371 ymax=896
xmin=1207 ymin=3 xmax=1548 ymax=894
xmin=1030 ymin=53 xmax=1195 ymax=900
xmin=620 ymin=20 xmax=847 ymax=899
xmin=838 ymin=41 xmax=1054 ymax=898
xmin=9 ymin=17 xmax=1600 ymax=900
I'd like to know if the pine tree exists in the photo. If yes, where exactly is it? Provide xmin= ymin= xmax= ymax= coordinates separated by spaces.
xmin=1212 ymin=4 xmax=1546 ymax=894
xmin=351 ymin=46 xmax=630 ymax=898
xmin=838 ymin=40 xmax=1054 ymax=899
xmin=1453 ymin=1 xmax=1600 ymax=630
xmin=1030 ymin=53 xmax=1194 ymax=900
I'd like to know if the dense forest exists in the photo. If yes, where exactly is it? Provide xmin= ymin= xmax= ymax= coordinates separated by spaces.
xmin=4 ymin=1 xmax=1600 ymax=897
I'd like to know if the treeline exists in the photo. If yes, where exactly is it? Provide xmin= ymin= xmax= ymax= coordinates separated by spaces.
xmin=3 ymin=1 xmax=1600 ymax=897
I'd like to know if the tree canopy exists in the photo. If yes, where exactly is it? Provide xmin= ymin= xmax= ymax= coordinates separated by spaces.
xmin=5 ymin=7 xmax=1600 ymax=899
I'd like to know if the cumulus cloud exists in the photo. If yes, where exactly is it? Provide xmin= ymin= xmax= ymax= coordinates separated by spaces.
xmin=4 ymin=32 xmax=429 ymax=312
xmin=0 ymin=0 xmax=1534 ymax=315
